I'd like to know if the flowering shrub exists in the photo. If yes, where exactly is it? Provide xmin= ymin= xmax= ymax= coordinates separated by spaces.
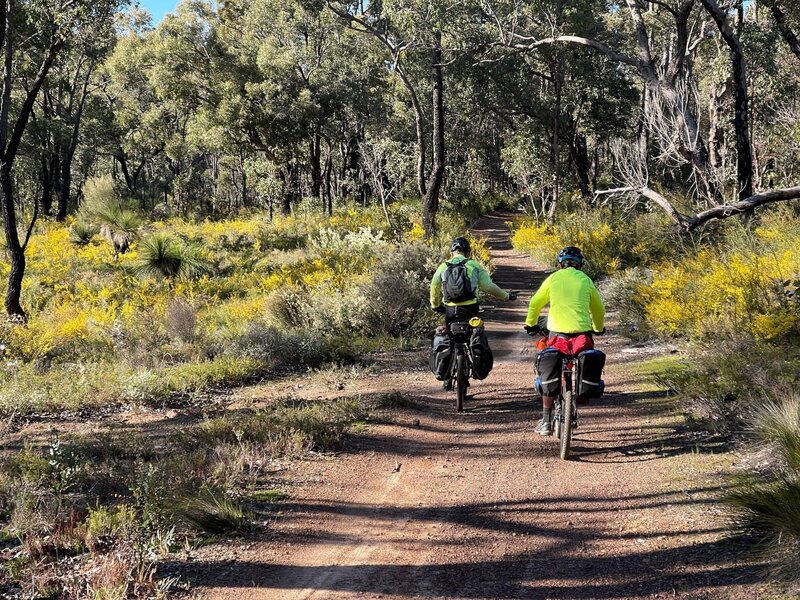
xmin=511 ymin=210 xmax=681 ymax=278
xmin=0 ymin=204 xmax=453 ymax=415
xmin=639 ymin=221 xmax=800 ymax=341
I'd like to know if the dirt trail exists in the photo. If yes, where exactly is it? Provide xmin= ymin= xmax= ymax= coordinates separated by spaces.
xmin=182 ymin=211 xmax=766 ymax=599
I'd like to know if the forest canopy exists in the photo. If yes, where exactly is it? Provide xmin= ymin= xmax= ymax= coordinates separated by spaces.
xmin=1 ymin=0 xmax=800 ymax=318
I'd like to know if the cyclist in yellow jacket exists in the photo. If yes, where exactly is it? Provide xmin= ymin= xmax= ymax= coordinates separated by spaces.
xmin=525 ymin=246 xmax=605 ymax=435
xmin=431 ymin=237 xmax=517 ymax=323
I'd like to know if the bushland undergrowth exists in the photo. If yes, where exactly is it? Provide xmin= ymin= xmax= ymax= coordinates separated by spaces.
xmin=0 ymin=196 xmax=503 ymax=417
xmin=0 ymin=393 xmax=379 ymax=598
xmin=513 ymin=203 xmax=800 ymax=585
xmin=0 ymin=192 xmax=513 ymax=596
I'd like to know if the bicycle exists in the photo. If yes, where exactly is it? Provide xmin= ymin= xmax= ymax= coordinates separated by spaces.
xmin=529 ymin=325 xmax=605 ymax=460
xmin=444 ymin=318 xmax=481 ymax=412
xmin=438 ymin=291 xmax=517 ymax=412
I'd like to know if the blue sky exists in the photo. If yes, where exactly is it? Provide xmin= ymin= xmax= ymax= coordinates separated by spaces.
xmin=137 ymin=0 xmax=179 ymax=23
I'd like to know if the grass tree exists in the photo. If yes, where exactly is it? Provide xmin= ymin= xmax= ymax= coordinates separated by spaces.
xmin=79 ymin=175 xmax=142 ymax=258
xmin=135 ymin=232 xmax=210 ymax=281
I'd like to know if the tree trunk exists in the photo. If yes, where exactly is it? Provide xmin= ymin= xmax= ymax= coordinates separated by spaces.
xmin=762 ymin=0 xmax=800 ymax=61
xmin=701 ymin=0 xmax=753 ymax=200
xmin=570 ymin=132 xmax=593 ymax=203
xmin=549 ymin=60 xmax=562 ymax=218
xmin=1 ymin=168 xmax=25 ymax=319
xmin=310 ymin=131 xmax=322 ymax=198
xmin=323 ymin=147 xmax=333 ymax=214
xmin=40 ymin=156 xmax=53 ymax=215
xmin=422 ymin=31 xmax=445 ymax=237
xmin=708 ymin=80 xmax=726 ymax=168
xmin=396 ymin=64 xmax=427 ymax=197
xmin=281 ymin=162 xmax=293 ymax=215
xmin=57 ymin=147 xmax=73 ymax=220
xmin=56 ymin=62 xmax=93 ymax=221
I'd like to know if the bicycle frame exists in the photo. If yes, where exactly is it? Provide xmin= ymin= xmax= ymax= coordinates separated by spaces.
xmin=554 ymin=353 xmax=581 ymax=459
xmin=446 ymin=321 xmax=475 ymax=412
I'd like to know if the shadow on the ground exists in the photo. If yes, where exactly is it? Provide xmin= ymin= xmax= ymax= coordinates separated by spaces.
xmin=168 ymin=488 xmax=760 ymax=598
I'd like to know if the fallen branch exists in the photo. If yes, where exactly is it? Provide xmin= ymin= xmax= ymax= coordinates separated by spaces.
xmin=634 ymin=186 xmax=800 ymax=231
xmin=685 ymin=186 xmax=800 ymax=229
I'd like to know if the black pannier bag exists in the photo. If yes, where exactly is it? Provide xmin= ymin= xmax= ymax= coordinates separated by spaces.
xmin=469 ymin=326 xmax=494 ymax=380
xmin=535 ymin=348 xmax=562 ymax=396
xmin=577 ymin=349 xmax=606 ymax=399
xmin=429 ymin=329 xmax=452 ymax=381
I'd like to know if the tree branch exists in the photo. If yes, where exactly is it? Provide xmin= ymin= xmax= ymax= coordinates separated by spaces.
xmin=510 ymin=35 xmax=639 ymax=68
xmin=761 ymin=0 xmax=800 ymax=61
xmin=685 ymin=187 xmax=800 ymax=229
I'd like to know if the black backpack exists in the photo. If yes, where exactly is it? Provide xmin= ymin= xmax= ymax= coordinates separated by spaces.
xmin=441 ymin=260 xmax=478 ymax=303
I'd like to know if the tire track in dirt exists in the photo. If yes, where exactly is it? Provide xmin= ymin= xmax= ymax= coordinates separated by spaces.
xmin=180 ymin=210 xmax=767 ymax=600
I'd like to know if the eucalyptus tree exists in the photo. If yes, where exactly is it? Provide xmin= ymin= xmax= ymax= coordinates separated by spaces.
xmin=100 ymin=9 xmax=169 ymax=200
xmin=34 ymin=0 xmax=119 ymax=220
xmin=328 ymin=0 xmax=462 ymax=234
xmin=761 ymin=0 xmax=800 ymax=60
xmin=1 ymin=0 xmax=125 ymax=319
xmin=483 ymin=0 xmax=800 ymax=229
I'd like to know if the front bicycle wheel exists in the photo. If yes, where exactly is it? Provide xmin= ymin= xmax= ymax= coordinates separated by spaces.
xmin=553 ymin=399 xmax=562 ymax=440
xmin=456 ymin=352 xmax=467 ymax=412
xmin=559 ymin=390 xmax=573 ymax=460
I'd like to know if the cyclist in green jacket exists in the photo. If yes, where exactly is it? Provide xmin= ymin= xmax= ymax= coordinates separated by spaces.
xmin=430 ymin=237 xmax=517 ymax=324
xmin=525 ymin=246 xmax=605 ymax=435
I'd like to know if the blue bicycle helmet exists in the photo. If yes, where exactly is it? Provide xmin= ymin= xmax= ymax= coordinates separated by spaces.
xmin=557 ymin=246 xmax=585 ymax=269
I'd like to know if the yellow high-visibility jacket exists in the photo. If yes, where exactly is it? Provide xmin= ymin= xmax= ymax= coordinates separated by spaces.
xmin=430 ymin=255 xmax=509 ymax=308
xmin=525 ymin=267 xmax=605 ymax=333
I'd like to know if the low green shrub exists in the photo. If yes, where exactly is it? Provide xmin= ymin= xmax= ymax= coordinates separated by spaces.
xmin=660 ymin=340 xmax=800 ymax=434
xmin=728 ymin=394 xmax=800 ymax=585
xmin=135 ymin=232 xmax=211 ymax=280
xmin=187 ymin=396 xmax=369 ymax=455
xmin=175 ymin=488 xmax=250 ymax=535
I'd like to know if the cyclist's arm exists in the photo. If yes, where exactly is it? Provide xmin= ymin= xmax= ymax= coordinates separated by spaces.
xmin=590 ymin=284 xmax=605 ymax=332
xmin=430 ymin=264 xmax=446 ymax=308
xmin=525 ymin=276 xmax=552 ymax=326
xmin=476 ymin=267 xmax=510 ymax=300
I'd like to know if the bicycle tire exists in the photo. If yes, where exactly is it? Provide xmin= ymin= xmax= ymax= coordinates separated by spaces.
xmin=456 ymin=351 xmax=467 ymax=412
xmin=560 ymin=390 xmax=573 ymax=460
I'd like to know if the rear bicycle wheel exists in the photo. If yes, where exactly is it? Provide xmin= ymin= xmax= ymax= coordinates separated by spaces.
xmin=456 ymin=351 xmax=467 ymax=412
xmin=559 ymin=390 xmax=573 ymax=460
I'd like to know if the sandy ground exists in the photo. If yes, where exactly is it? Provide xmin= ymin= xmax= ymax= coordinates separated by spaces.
xmin=170 ymin=211 xmax=769 ymax=600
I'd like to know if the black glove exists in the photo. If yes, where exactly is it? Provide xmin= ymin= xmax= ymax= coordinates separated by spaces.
xmin=524 ymin=325 xmax=541 ymax=336
xmin=594 ymin=327 xmax=606 ymax=336
xmin=433 ymin=305 xmax=446 ymax=314
xmin=507 ymin=291 xmax=518 ymax=301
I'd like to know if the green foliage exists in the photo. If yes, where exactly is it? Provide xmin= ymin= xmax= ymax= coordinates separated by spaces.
xmin=357 ymin=242 xmax=440 ymax=339
xmin=728 ymin=395 xmax=800 ymax=584
xmin=135 ymin=232 xmax=210 ymax=280
xmin=69 ymin=219 xmax=100 ymax=246
xmin=175 ymin=489 xmax=249 ymax=535
xmin=79 ymin=175 xmax=142 ymax=256
xmin=751 ymin=396 xmax=800 ymax=472
xmin=84 ymin=505 xmax=137 ymax=551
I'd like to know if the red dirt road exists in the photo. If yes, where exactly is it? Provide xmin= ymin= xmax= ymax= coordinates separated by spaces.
xmin=181 ymin=211 xmax=767 ymax=599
